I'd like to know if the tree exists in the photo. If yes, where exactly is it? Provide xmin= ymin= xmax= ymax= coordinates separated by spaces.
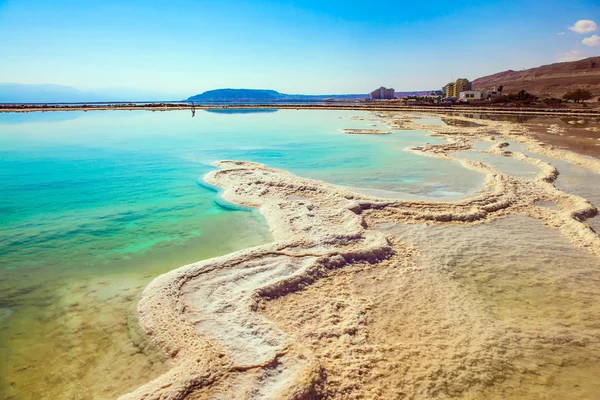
xmin=563 ymin=89 xmax=593 ymax=103
xmin=576 ymin=89 xmax=593 ymax=102
xmin=563 ymin=92 xmax=572 ymax=101
xmin=505 ymin=90 xmax=537 ymax=102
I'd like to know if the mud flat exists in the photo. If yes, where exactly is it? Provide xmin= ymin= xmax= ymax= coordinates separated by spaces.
xmin=121 ymin=113 xmax=600 ymax=399
xmin=492 ymin=116 xmax=600 ymax=158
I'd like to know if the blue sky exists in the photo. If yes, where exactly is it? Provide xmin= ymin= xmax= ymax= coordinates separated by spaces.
xmin=0 ymin=0 xmax=599 ymax=96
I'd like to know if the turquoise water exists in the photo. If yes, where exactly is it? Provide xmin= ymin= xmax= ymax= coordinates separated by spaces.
xmin=0 ymin=109 xmax=484 ymax=399
xmin=1 ymin=109 xmax=483 ymax=272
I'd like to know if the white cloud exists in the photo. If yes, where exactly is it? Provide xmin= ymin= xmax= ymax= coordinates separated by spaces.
xmin=557 ymin=32 xmax=565 ymax=35
xmin=569 ymin=20 xmax=597 ymax=33
xmin=582 ymin=34 xmax=600 ymax=47
xmin=557 ymin=50 xmax=582 ymax=62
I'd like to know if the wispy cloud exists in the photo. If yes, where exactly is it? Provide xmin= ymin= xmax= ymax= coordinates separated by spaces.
xmin=582 ymin=34 xmax=600 ymax=47
xmin=568 ymin=20 xmax=597 ymax=33
xmin=557 ymin=50 xmax=582 ymax=62
xmin=557 ymin=32 xmax=565 ymax=35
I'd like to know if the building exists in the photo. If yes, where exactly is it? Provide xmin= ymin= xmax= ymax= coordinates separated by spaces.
xmin=459 ymin=90 xmax=486 ymax=101
xmin=444 ymin=78 xmax=472 ymax=98
xmin=459 ymin=87 xmax=503 ymax=102
xmin=444 ymin=82 xmax=455 ymax=98
xmin=370 ymin=87 xmax=395 ymax=100
xmin=454 ymin=78 xmax=471 ymax=95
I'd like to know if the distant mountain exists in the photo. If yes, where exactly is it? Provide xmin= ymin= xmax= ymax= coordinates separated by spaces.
xmin=472 ymin=56 xmax=600 ymax=98
xmin=1 ymin=83 xmax=435 ymax=104
xmin=0 ymin=83 xmax=85 ymax=103
xmin=187 ymin=89 xmax=368 ymax=103
xmin=188 ymin=89 xmax=285 ymax=102
xmin=88 ymin=87 xmax=182 ymax=102
xmin=0 ymin=83 xmax=181 ymax=103
xmin=187 ymin=88 xmax=438 ymax=103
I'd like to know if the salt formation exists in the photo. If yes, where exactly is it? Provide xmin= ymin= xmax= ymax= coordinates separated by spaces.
xmin=120 ymin=113 xmax=600 ymax=399
xmin=341 ymin=128 xmax=391 ymax=134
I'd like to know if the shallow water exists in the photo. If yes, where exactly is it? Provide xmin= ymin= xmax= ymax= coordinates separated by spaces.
xmin=4 ymin=110 xmax=599 ymax=399
xmin=378 ymin=215 xmax=600 ymax=399
xmin=413 ymin=115 xmax=447 ymax=126
xmin=590 ymin=215 xmax=600 ymax=233
xmin=477 ymin=139 xmax=600 ymax=234
xmin=456 ymin=113 xmax=600 ymax=158
xmin=454 ymin=149 xmax=541 ymax=179
xmin=503 ymin=140 xmax=600 ymax=207
xmin=470 ymin=139 xmax=493 ymax=151
xmin=0 ymin=109 xmax=484 ymax=399
xmin=552 ymin=161 xmax=600 ymax=208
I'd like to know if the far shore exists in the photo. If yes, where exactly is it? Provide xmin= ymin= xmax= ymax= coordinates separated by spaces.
xmin=1 ymin=102 xmax=600 ymax=117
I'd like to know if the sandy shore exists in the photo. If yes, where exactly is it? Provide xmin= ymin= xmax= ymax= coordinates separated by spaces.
xmin=117 ymin=112 xmax=600 ymax=399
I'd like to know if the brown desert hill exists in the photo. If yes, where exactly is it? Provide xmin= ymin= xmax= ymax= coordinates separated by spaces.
xmin=472 ymin=56 xmax=600 ymax=98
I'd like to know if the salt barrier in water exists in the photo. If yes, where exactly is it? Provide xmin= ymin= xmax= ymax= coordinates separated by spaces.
xmin=120 ymin=114 xmax=600 ymax=399
xmin=197 ymin=176 xmax=253 ymax=212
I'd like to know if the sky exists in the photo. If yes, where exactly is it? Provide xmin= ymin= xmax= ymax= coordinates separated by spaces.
xmin=0 ymin=0 xmax=599 ymax=97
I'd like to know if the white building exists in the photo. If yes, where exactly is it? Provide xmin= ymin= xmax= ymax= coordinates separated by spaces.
xmin=459 ymin=87 xmax=503 ymax=102
xmin=459 ymin=90 xmax=486 ymax=101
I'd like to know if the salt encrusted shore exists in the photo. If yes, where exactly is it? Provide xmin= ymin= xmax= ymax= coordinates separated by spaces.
xmin=119 ymin=114 xmax=600 ymax=399
xmin=2 ymin=103 xmax=600 ymax=118
xmin=341 ymin=128 xmax=391 ymax=135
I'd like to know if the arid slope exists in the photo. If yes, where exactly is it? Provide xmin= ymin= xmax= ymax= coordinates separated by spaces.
xmin=472 ymin=56 xmax=600 ymax=98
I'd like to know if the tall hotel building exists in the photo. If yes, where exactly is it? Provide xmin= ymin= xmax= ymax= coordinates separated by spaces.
xmin=444 ymin=78 xmax=472 ymax=98
xmin=370 ymin=87 xmax=395 ymax=100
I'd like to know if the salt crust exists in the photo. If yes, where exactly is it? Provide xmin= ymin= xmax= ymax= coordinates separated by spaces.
xmin=119 ymin=113 xmax=600 ymax=399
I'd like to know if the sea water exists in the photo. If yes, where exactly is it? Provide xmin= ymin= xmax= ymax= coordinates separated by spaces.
xmin=0 ymin=109 xmax=484 ymax=399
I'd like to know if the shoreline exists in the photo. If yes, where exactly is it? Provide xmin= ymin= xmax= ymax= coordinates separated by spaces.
xmin=1 ymin=102 xmax=600 ymax=117
xmin=119 ymin=113 xmax=600 ymax=399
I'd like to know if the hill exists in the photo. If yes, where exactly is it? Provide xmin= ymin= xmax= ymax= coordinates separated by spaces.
xmin=187 ymin=89 xmax=285 ymax=102
xmin=187 ymin=89 xmax=370 ymax=102
xmin=186 ymin=89 xmax=437 ymax=103
xmin=0 ymin=83 xmax=87 ymax=103
xmin=472 ymin=56 xmax=600 ymax=98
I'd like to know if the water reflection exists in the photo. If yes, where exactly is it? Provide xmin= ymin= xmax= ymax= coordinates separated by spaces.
xmin=204 ymin=108 xmax=279 ymax=114
xmin=0 ymin=111 xmax=84 ymax=125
